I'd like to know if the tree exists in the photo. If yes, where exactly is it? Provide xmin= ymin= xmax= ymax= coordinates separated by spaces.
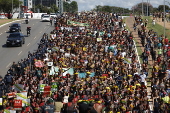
xmin=0 ymin=0 xmax=22 ymax=18
xmin=158 ymin=5 xmax=169 ymax=12
xmin=131 ymin=2 xmax=153 ymax=15
xmin=63 ymin=1 xmax=70 ymax=12
xmin=70 ymin=1 xmax=78 ymax=13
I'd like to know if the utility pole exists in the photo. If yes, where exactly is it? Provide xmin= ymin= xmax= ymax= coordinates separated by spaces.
xmin=142 ymin=0 xmax=143 ymax=16
xmin=164 ymin=0 xmax=165 ymax=37
xmin=147 ymin=0 xmax=148 ymax=16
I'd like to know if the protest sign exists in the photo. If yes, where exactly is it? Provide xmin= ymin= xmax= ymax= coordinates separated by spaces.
xmin=51 ymin=82 xmax=58 ymax=92
xmin=0 ymin=98 xmax=2 ymax=105
xmin=63 ymin=68 xmax=74 ymax=76
xmin=43 ymin=86 xmax=51 ymax=96
xmin=35 ymin=60 xmax=44 ymax=67
xmin=47 ymin=62 xmax=53 ymax=66
xmin=39 ymin=84 xmax=46 ymax=93
xmin=97 ymin=38 xmax=102 ymax=42
xmin=13 ymin=100 xmax=22 ymax=110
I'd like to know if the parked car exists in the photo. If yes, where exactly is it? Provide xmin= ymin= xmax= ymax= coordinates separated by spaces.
xmin=0 ymin=15 xmax=7 ymax=19
xmin=9 ymin=23 xmax=21 ymax=32
xmin=50 ymin=13 xmax=57 ymax=18
xmin=41 ymin=14 xmax=50 ymax=22
xmin=6 ymin=32 xmax=25 ymax=47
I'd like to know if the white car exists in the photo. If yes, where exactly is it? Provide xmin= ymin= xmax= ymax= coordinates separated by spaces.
xmin=42 ymin=15 xmax=50 ymax=22
xmin=50 ymin=13 xmax=57 ymax=18
xmin=0 ymin=15 xmax=7 ymax=19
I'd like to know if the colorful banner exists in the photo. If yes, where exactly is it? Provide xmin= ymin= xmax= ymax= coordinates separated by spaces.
xmin=67 ymin=20 xmax=90 ymax=26
xmin=16 ymin=92 xmax=30 ymax=106
xmin=4 ymin=109 xmax=16 ymax=113
xmin=14 ymin=84 xmax=24 ymax=92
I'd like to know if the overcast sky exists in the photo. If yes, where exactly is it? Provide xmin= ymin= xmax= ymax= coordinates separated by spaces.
xmin=73 ymin=0 xmax=165 ymax=12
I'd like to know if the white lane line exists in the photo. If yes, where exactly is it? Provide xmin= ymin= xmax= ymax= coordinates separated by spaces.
xmin=40 ymin=31 xmax=42 ymax=33
xmin=34 ymin=37 xmax=36 ymax=39
xmin=44 ymin=27 xmax=46 ymax=29
xmin=4 ymin=31 xmax=6 ymax=32
xmin=6 ymin=62 xmax=11 ymax=68
xmin=27 ymin=43 xmax=30 ymax=46
xmin=18 ymin=51 xmax=22 ymax=55
xmin=0 ymin=33 xmax=2 ymax=35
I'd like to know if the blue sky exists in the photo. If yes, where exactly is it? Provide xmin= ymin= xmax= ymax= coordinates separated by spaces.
xmin=73 ymin=0 xmax=165 ymax=12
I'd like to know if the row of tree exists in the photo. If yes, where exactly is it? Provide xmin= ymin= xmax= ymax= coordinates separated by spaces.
xmin=92 ymin=2 xmax=170 ymax=15
xmin=0 ymin=0 xmax=78 ymax=18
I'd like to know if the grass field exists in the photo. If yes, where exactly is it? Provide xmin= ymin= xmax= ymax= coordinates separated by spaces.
xmin=143 ymin=16 xmax=170 ymax=39
xmin=0 ymin=19 xmax=20 ymax=26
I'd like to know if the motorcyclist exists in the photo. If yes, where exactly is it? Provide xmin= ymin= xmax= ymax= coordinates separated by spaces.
xmin=25 ymin=15 xmax=29 ymax=24
xmin=27 ymin=27 xmax=31 ymax=35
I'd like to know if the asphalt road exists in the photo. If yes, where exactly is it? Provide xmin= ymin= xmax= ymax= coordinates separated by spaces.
xmin=0 ymin=19 xmax=55 ymax=77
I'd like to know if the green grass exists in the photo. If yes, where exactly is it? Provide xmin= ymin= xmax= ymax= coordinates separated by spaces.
xmin=142 ymin=16 xmax=170 ymax=39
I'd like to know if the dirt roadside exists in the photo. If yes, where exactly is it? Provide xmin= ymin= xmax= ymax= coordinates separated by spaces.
xmin=0 ymin=19 xmax=14 ymax=25
xmin=125 ymin=16 xmax=154 ymax=111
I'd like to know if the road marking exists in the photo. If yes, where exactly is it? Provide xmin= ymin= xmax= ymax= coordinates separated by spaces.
xmin=0 ymin=33 xmax=2 ymax=35
xmin=40 ymin=31 xmax=42 ymax=33
xmin=6 ymin=63 xmax=11 ymax=68
xmin=33 ymin=24 xmax=34 ymax=25
xmin=44 ymin=27 xmax=46 ymax=29
xmin=27 ymin=43 xmax=30 ymax=46
xmin=18 ymin=51 xmax=22 ymax=55
xmin=34 ymin=37 xmax=36 ymax=39
xmin=4 ymin=31 xmax=6 ymax=32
